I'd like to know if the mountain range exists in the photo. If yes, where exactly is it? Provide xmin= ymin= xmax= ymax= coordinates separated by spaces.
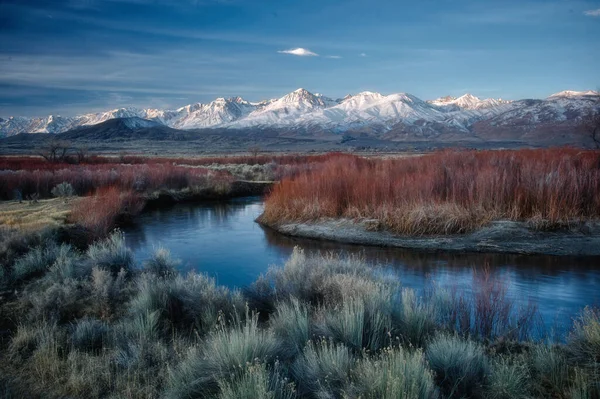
xmin=1 ymin=89 xmax=598 ymax=145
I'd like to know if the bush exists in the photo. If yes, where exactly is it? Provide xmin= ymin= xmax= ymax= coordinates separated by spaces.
xmin=86 ymin=230 xmax=133 ymax=275
xmin=130 ymin=272 xmax=244 ymax=335
xmin=529 ymin=342 xmax=570 ymax=396
xmin=568 ymin=307 xmax=600 ymax=371
xmin=394 ymin=288 xmax=437 ymax=347
xmin=71 ymin=187 xmax=145 ymax=237
xmin=46 ymin=244 xmax=90 ymax=283
xmin=51 ymin=182 xmax=75 ymax=200
xmin=90 ymin=266 xmax=127 ymax=317
xmin=486 ymin=357 xmax=530 ymax=399
xmin=270 ymin=298 xmax=310 ymax=358
xmin=70 ymin=318 xmax=109 ymax=353
xmin=116 ymin=310 xmax=160 ymax=341
xmin=316 ymin=293 xmax=392 ymax=352
xmin=247 ymin=247 xmax=392 ymax=312
xmin=348 ymin=346 xmax=436 ymax=399
xmin=8 ymin=321 xmax=65 ymax=361
xmin=569 ymin=367 xmax=600 ymax=399
xmin=143 ymin=247 xmax=179 ymax=277
xmin=291 ymin=339 xmax=354 ymax=398
xmin=217 ymin=362 xmax=296 ymax=399
xmin=26 ymin=278 xmax=88 ymax=323
xmin=425 ymin=334 xmax=489 ymax=398
xmin=12 ymin=241 xmax=63 ymax=281
xmin=167 ymin=313 xmax=283 ymax=398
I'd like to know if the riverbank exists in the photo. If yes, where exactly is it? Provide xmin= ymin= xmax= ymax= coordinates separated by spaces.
xmin=260 ymin=218 xmax=600 ymax=256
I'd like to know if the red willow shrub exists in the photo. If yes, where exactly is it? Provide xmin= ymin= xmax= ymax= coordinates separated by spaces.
xmin=0 ymin=162 xmax=233 ymax=200
xmin=0 ymin=153 xmax=346 ymax=200
xmin=69 ymin=186 xmax=145 ymax=237
xmin=261 ymin=148 xmax=600 ymax=235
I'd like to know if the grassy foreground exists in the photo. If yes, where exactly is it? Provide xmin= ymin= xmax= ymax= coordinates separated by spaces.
xmin=0 ymin=231 xmax=599 ymax=398
xmin=260 ymin=148 xmax=600 ymax=235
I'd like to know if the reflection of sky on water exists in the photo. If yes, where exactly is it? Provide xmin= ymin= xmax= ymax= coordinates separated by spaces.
xmin=123 ymin=197 xmax=600 ymax=337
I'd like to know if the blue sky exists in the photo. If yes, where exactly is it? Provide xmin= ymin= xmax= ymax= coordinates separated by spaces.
xmin=1 ymin=0 xmax=599 ymax=117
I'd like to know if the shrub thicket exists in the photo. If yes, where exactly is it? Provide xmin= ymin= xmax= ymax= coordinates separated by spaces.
xmin=1 ymin=237 xmax=599 ymax=398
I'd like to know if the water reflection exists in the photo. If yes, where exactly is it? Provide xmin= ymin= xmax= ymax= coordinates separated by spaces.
xmin=123 ymin=197 xmax=600 ymax=335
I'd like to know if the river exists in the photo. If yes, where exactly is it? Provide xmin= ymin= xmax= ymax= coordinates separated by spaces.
xmin=123 ymin=197 xmax=600 ymax=337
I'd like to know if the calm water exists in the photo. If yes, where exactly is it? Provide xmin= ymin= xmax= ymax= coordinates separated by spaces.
xmin=123 ymin=197 xmax=600 ymax=335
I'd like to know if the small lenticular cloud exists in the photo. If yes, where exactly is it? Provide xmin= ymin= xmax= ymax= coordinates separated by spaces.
xmin=584 ymin=9 xmax=600 ymax=16
xmin=325 ymin=55 xmax=342 ymax=59
xmin=277 ymin=48 xmax=318 ymax=56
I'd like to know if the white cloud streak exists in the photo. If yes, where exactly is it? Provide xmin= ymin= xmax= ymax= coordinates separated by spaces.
xmin=584 ymin=9 xmax=600 ymax=17
xmin=277 ymin=48 xmax=318 ymax=56
xmin=325 ymin=55 xmax=342 ymax=59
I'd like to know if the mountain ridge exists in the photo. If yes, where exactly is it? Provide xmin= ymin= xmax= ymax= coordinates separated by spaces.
xmin=1 ymin=89 xmax=598 ymax=138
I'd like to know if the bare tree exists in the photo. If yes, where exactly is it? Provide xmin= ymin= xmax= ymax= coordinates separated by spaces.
xmin=39 ymin=138 xmax=71 ymax=163
xmin=248 ymin=145 xmax=261 ymax=158
xmin=75 ymin=145 xmax=89 ymax=164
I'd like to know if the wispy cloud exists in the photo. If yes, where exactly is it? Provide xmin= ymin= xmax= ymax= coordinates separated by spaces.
xmin=277 ymin=48 xmax=318 ymax=56
xmin=359 ymin=53 xmax=367 ymax=57
xmin=325 ymin=55 xmax=342 ymax=59
xmin=584 ymin=9 xmax=600 ymax=17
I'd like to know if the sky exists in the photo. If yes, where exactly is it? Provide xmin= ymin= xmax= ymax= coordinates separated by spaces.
xmin=1 ymin=0 xmax=599 ymax=117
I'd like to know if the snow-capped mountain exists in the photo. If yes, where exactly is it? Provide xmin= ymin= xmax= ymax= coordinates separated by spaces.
xmin=0 ymin=88 xmax=598 ymax=138
xmin=428 ymin=93 xmax=511 ymax=110
xmin=547 ymin=90 xmax=598 ymax=99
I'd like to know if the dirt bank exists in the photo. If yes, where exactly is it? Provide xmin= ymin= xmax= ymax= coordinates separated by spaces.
xmin=260 ymin=218 xmax=600 ymax=256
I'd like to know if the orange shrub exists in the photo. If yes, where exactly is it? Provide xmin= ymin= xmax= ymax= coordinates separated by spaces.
xmin=70 ymin=186 xmax=145 ymax=237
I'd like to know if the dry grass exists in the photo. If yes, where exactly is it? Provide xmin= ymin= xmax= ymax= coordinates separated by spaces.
xmin=0 ymin=198 xmax=78 ymax=232
xmin=261 ymin=149 xmax=600 ymax=235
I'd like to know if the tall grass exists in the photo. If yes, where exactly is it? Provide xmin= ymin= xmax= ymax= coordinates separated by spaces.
xmin=261 ymin=149 xmax=600 ymax=234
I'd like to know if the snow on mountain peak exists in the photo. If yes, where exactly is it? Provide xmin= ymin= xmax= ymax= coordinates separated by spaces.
xmin=271 ymin=88 xmax=326 ymax=108
xmin=429 ymin=93 xmax=510 ymax=110
xmin=548 ymin=90 xmax=598 ymax=99
xmin=229 ymin=96 xmax=249 ymax=105
xmin=0 ymin=88 xmax=595 ymax=138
